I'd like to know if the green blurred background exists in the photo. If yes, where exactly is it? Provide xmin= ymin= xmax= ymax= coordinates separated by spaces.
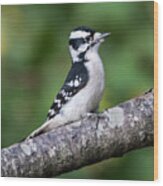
xmin=1 ymin=2 xmax=154 ymax=180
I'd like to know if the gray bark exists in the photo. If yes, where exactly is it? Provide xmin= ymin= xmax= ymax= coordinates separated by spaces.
xmin=1 ymin=90 xmax=154 ymax=177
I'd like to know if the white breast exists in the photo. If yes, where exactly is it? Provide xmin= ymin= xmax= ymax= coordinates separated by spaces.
xmin=60 ymin=51 xmax=105 ymax=122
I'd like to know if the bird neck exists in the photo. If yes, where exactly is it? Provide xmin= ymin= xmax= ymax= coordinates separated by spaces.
xmin=70 ymin=47 xmax=100 ymax=64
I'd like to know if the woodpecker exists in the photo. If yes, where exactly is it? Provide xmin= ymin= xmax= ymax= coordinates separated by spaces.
xmin=26 ymin=26 xmax=110 ymax=139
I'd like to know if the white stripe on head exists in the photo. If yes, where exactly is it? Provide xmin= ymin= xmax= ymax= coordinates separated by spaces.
xmin=70 ymin=31 xmax=90 ymax=39
xmin=78 ymin=43 xmax=89 ymax=52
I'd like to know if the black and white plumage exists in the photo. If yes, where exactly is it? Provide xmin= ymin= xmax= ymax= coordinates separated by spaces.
xmin=27 ymin=26 xmax=110 ymax=139
xmin=47 ymin=62 xmax=89 ymax=120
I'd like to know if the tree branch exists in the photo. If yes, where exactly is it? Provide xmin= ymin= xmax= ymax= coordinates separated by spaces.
xmin=1 ymin=90 xmax=154 ymax=177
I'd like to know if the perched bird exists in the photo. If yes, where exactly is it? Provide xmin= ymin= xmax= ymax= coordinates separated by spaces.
xmin=26 ymin=26 xmax=110 ymax=139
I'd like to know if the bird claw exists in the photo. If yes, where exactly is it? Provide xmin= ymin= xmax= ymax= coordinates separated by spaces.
xmin=82 ymin=112 xmax=97 ymax=119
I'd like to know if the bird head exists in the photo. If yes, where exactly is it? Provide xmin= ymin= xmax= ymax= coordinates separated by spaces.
xmin=69 ymin=26 xmax=110 ymax=63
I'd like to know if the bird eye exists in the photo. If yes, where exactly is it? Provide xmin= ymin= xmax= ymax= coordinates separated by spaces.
xmin=85 ymin=36 xmax=90 ymax=42
xmin=86 ymin=34 xmax=94 ymax=42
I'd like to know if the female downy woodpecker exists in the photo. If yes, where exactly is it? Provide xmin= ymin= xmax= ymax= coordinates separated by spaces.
xmin=26 ymin=26 xmax=110 ymax=139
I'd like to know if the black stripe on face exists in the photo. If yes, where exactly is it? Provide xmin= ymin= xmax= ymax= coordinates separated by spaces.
xmin=69 ymin=38 xmax=86 ymax=50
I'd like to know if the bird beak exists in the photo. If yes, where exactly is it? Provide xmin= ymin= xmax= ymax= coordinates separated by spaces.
xmin=93 ymin=32 xmax=111 ymax=44
xmin=99 ymin=32 xmax=111 ymax=39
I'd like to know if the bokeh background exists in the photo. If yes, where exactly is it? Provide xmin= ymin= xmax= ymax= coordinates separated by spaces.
xmin=2 ymin=1 xmax=154 ymax=180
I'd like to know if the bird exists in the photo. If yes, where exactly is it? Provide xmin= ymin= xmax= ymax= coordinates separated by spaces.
xmin=26 ymin=26 xmax=110 ymax=140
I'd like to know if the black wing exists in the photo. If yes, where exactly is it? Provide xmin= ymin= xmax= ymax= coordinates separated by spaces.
xmin=47 ymin=63 xmax=89 ymax=120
